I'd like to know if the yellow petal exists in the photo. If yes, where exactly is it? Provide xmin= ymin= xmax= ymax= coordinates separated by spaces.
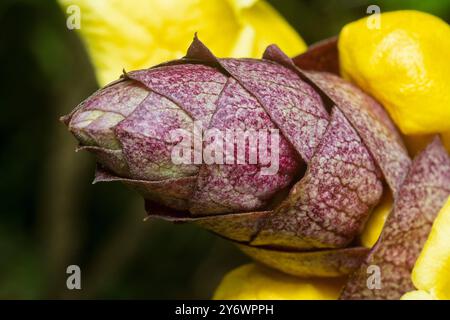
xmin=339 ymin=10 xmax=450 ymax=135
xmin=401 ymin=290 xmax=435 ymax=300
xmin=213 ymin=263 xmax=345 ymax=300
xmin=360 ymin=191 xmax=393 ymax=248
xmin=411 ymin=197 xmax=450 ymax=300
xmin=58 ymin=0 xmax=306 ymax=86
xmin=230 ymin=1 xmax=307 ymax=57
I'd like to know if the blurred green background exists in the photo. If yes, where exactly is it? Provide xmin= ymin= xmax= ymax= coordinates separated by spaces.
xmin=0 ymin=0 xmax=449 ymax=299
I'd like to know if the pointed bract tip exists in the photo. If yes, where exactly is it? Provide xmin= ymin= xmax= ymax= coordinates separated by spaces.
xmin=293 ymin=36 xmax=339 ymax=74
xmin=263 ymin=44 xmax=296 ymax=69
xmin=185 ymin=33 xmax=218 ymax=63
xmin=121 ymin=68 xmax=129 ymax=79
xmin=59 ymin=114 xmax=71 ymax=126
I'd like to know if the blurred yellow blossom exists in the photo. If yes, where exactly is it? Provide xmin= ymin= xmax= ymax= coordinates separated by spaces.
xmin=213 ymin=264 xmax=346 ymax=300
xmin=58 ymin=0 xmax=306 ymax=86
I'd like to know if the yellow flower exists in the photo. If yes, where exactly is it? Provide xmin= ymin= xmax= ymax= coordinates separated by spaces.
xmin=339 ymin=10 xmax=450 ymax=137
xmin=213 ymin=263 xmax=346 ymax=300
xmin=401 ymin=197 xmax=450 ymax=300
xmin=58 ymin=0 xmax=306 ymax=86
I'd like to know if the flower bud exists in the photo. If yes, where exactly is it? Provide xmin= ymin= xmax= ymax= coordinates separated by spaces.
xmin=63 ymin=36 xmax=450 ymax=299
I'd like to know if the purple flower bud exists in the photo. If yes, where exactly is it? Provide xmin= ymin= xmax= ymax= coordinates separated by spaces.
xmin=63 ymin=36 xmax=450 ymax=299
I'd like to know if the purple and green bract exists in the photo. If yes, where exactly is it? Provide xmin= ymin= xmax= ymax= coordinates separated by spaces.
xmin=62 ymin=36 xmax=450 ymax=299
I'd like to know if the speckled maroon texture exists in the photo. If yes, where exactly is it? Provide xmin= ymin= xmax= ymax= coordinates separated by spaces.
xmin=63 ymin=36 xmax=417 ymax=278
xmin=189 ymin=78 xmax=300 ymax=215
xmin=127 ymin=64 xmax=227 ymax=128
xmin=301 ymin=71 xmax=411 ymax=195
xmin=340 ymin=137 xmax=450 ymax=299
xmin=253 ymin=108 xmax=383 ymax=249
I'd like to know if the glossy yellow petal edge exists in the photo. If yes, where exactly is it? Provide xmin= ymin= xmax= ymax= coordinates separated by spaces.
xmin=360 ymin=191 xmax=393 ymax=248
xmin=339 ymin=10 xmax=450 ymax=135
xmin=407 ymin=197 xmax=450 ymax=300
xmin=213 ymin=263 xmax=345 ymax=300
xmin=58 ymin=0 xmax=306 ymax=86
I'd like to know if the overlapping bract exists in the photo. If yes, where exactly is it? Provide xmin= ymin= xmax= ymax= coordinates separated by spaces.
xmin=62 ymin=36 xmax=450 ymax=299
xmin=340 ymin=138 xmax=450 ymax=299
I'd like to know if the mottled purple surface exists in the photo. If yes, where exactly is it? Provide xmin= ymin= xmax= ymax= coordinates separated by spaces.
xmin=63 ymin=36 xmax=418 ymax=278
xmin=69 ymin=80 xmax=148 ymax=148
xmin=303 ymin=71 xmax=411 ymax=195
xmin=190 ymin=78 xmax=300 ymax=215
xmin=127 ymin=64 xmax=227 ymax=128
xmin=115 ymin=90 xmax=198 ymax=181
xmin=253 ymin=108 xmax=383 ymax=249
xmin=218 ymin=58 xmax=329 ymax=163
xmin=340 ymin=138 xmax=450 ymax=299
